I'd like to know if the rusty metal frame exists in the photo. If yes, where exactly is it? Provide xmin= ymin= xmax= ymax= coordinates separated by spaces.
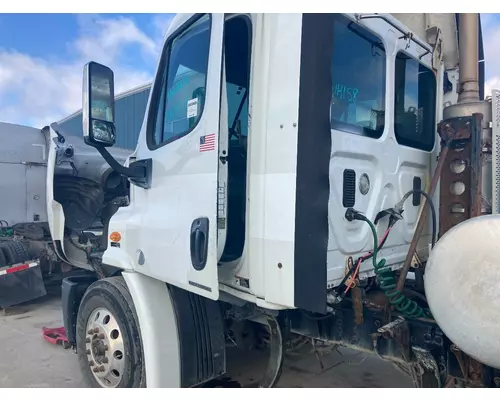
xmin=437 ymin=113 xmax=487 ymax=386
xmin=438 ymin=113 xmax=484 ymax=237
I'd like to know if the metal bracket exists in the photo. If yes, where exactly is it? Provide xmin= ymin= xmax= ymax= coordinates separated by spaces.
xmin=377 ymin=316 xmax=406 ymax=337
xmin=55 ymin=143 xmax=74 ymax=166
xmin=412 ymin=346 xmax=442 ymax=387
xmin=371 ymin=317 xmax=411 ymax=363
xmin=425 ymin=26 xmax=443 ymax=72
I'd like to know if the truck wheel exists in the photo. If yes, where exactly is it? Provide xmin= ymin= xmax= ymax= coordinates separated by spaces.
xmin=76 ymin=276 xmax=145 ymax=388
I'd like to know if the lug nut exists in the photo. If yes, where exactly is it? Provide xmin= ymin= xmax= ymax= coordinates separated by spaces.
xmin=103 ymin=357 xmax=109 ymax=364
xmin=89 ymin=361 xmax=94 ymax=367
xmin=85 ymin=338 xmax=91 ymax=343
xmin=87 ymin=329 xmax=93 ymax=335
xmin=99 ymin=366 xmax=105 ymax=372
xmin=86 ymin=349 xmax=91 ymax=355
xmin=93 ymin=328 xmax=100 ymax=334
xmin=93 ymin=367 xmax=99 ymax=373
xmin=98 ymin=333 xmax=105 ymax=339
xmin=104 ymin=345 xmax=109 ymax=351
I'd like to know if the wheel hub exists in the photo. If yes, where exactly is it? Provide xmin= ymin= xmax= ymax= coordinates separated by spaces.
xmin=85 ymin=307 xmax=125 ymax=388
xmin=92 ymin=340 xmax=106 ymax=361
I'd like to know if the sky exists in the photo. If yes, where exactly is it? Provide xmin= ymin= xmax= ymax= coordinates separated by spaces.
xmin=0 ymin=13 xmax=174 ymax=128
xmin=0 ymin=13 xmax=499 ymax=128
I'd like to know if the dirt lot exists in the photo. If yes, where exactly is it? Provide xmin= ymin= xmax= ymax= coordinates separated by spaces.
xmin=0 ymin=289 xmax=411 ymax=388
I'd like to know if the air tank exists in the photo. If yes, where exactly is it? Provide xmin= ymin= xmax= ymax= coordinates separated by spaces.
xmin=424 ymin=214 xmax=500 ymax=369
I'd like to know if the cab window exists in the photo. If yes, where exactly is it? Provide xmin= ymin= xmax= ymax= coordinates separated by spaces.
xmin=394 ymin=52 xmax=437 ymax=151
xmin=330 ymin=15 xmax=386 ymax=138
xmin=149 ymin=14 xmax=211 ymax=148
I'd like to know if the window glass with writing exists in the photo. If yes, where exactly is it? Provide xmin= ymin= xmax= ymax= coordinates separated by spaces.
xmin=330 ymin=15 xmax=386 ymax=138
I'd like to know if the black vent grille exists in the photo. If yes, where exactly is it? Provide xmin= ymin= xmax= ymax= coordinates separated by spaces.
xmin=342 ymin=169 xmax=356 ymax=208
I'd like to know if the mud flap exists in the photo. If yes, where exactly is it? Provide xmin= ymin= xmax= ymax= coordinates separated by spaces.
xmin=61 ymin=275 xmax=97 ymax=345
xmin=169 ymin=285 xmax=226 ymax=387
xmin=0 ymin=265 xmax=46 ymax=308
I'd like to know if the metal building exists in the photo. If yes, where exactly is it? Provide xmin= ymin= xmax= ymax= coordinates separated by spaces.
xmin=58 ymin=83 xmax=152 ymax=150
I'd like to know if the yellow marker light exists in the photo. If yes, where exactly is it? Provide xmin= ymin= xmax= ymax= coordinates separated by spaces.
xmin=109 ymin=232 xmax=121 ymax=242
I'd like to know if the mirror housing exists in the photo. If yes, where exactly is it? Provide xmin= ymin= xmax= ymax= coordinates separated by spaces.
xmin=80 ymin=61 xmax=153 ymax=190
xmin=83 ymin=61 xmax=116 ymax=148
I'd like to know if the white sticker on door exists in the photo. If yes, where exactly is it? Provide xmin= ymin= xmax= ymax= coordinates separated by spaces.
xmin=187 ymin=98 xmax=198 ymax=119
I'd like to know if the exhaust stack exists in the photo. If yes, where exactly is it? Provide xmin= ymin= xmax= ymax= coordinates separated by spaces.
xmin=458 ymin=13 xmax=480 ymax=103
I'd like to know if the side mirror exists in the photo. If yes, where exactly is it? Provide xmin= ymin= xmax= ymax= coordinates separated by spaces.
xmin=83 ymin=61 xmax=116 ymax=148
xmin=80 ymin=61 xmax=152 ymax=189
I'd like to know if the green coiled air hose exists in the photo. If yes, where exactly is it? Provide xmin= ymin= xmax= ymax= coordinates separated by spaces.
xmin=361 ymin=213 xmax=432 ymax=319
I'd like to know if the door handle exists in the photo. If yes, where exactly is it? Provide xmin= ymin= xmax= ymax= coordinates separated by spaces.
xmin=190 ymin=217 xmax=209 ymax=271
xmin=193 ymin=229 xmax=203 ymax=259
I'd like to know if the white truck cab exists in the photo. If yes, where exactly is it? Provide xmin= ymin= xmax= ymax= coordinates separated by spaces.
xmin=85 ymin=13 xmax=438 ymax=308
xmin=54 ymin=13 xmax=497 ymax=388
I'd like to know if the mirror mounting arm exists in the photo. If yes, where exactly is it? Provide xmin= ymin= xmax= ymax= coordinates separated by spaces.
xmin=96 ymin=147 xmax=152 ymax=189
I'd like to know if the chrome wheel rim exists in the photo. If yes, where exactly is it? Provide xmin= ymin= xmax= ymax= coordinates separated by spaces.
xmin=85 ymin=307 xmax=125 ymax=388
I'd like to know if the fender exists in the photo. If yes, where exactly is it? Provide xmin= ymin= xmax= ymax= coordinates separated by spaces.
xmin=122 ymin=271 xmax=226 ymax=387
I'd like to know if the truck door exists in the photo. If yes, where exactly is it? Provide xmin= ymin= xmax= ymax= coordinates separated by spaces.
xmin=131 ymin=14 xmax=225 ymax=300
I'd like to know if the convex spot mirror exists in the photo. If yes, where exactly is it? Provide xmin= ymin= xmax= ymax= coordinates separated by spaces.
xmin=82 ymin=61 xmax=116 ymax=148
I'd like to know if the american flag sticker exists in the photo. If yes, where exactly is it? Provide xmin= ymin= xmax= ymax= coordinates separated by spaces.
xmin=199 ymin=133 xmax=216 ymax=152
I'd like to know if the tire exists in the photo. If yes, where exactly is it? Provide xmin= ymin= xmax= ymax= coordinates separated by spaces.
xmin=0 ymin=247 xmax=7 ymax=268
xmin=76 ymin=276 xmax=146 ymax=388
xmin=1 ymin=241 xmax=29 ymax=265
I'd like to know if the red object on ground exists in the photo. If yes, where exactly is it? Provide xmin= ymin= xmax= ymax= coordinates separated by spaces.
xmin=42 ymin=326 xmax=71 ymax=349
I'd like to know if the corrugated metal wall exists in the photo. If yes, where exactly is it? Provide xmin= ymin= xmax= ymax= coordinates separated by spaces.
xmin=59 ymin=85 xmax=151 ymax=150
